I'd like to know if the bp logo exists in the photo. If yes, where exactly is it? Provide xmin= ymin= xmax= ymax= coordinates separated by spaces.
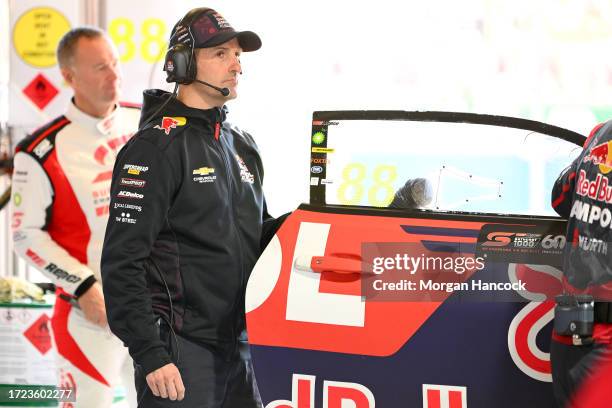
xmin=312 ymin=131 xmax=326 ymax=145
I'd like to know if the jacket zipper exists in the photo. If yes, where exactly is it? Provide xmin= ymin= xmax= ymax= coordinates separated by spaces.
xmin=213 ymin=120 xmax=246 ymax=359
xmin=214 ymin=122 xmax=220 ymax=141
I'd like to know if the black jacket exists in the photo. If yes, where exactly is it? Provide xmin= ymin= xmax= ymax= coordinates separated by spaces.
xmin=552 ymin=121 xmax=612 ymax=293
xmin=101 ymin=89 xmax=285 ymax=375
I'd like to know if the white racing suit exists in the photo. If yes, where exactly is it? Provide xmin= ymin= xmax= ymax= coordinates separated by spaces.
xmin=10 ymin=102 xmax=140 ymax=407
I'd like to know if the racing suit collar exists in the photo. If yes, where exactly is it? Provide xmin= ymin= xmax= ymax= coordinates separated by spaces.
xmin=141 ymin=89 xmax=227 ymax=131
xmin=65 ymin=99 xmax=119 ymax=137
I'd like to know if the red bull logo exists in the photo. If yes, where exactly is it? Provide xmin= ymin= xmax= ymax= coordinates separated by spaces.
xmin=154 ymin=116 xmax=187 ymax=135
xmin=584 ymin=141 xmax=612 ymax=174
xmin=265 ymin=374 xmax=375 ymax=408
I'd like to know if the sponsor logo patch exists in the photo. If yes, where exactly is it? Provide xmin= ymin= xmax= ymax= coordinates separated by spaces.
xmin=13 ymin=193 xmax=22 ymax=207
xmin=193 ymin=176 xmax=217 ymax=184
xmin=115 ymin=212 xmax=137 ymax=224
xmin=311 ymin=166 xmax=323 ymax=174
xmin=114 ymin=203 xmax=143 ymax=212
xmin=123 ymin=164 xmax=149 ymax=175
xmin=13 ymin=231 xmax=27 ymax=242
xmin=154 ymin=116 xmax=187 ymax=135
xmin=235 ymin=155 xmax=255 ymax=184
xmin=576 ymin=170 xmax=612 ymax=204
xmin=120 ymin=178 xmax=146 ymax=188
xmin=45 ymin=263 xmax=81 ymax=283
xmin=166 ymin=60 xmax=175 ymax=72
xmin=192 ymin=167 xmax=216 ymax=183
xmin=570 ymin=199 xmax=612 ymax=229
xmin=583 ymin=140 xmax=612 ymax=174
xmin=578 ymin=235 xmax=608 ymax=254
xmin=26 ymin=249 xmax=46 ymax=268
xmin=192 ymin=167 xmax=215 ymax=176
xmin=11 ymin=211 xmax=24 ymax=229
xmin=117 ymin=190 xmax=143 ymax=200
xmin=33 ymin=139 xmax=53 ymax=158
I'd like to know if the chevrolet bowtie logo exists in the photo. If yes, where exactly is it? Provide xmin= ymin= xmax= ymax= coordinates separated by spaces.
xmin=193 ymin=167 xmax=215 ymax=176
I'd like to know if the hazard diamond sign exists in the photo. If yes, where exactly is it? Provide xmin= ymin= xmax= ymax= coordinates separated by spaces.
xmin=23 ymin=313 xmax=52 ymax=355
xmin=22 ymin=73 xmax=59 ymax=110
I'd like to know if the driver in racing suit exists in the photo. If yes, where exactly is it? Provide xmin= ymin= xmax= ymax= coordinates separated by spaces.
xmin=10 ymin=27 xmax=139 ymax=407
xmin=551 ymin=121 xmax=612 ymax=407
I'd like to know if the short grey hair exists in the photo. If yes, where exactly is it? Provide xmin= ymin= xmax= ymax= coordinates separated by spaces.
xmin=57 ymin=26 xmax=105 ymax=68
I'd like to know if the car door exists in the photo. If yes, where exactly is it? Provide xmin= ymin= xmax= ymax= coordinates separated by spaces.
xmin=246 ymin=111 xmax=585 ymax=408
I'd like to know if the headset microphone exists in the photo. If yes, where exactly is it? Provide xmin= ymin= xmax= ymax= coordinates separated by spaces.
xmin=194 ymin=79 xmax=230 ymax=97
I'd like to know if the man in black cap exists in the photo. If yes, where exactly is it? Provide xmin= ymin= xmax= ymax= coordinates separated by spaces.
xmin=101 ymin=7 xmax=284 ymax=407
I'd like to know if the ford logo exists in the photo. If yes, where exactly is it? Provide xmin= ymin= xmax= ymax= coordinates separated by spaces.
xmin=311 ymin=166 xmax=323 ymax=174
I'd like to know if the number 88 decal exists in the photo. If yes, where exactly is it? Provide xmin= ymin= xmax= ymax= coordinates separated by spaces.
xmin=108 ymin=18 xmax=167 ymax=63
xmin=337 ymin=163 xmax=398 ymax=207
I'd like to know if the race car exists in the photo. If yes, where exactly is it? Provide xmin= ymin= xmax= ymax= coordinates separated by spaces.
xmin=245 ymin=111 xmax=585 ymax=408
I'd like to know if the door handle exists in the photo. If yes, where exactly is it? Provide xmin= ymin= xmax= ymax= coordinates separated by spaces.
xmin=295 ymin=255 xmax=371 ymax=275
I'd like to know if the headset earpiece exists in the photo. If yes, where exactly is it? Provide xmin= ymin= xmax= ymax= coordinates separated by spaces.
xmin=164 ymin=43 xmax=195 ymax=84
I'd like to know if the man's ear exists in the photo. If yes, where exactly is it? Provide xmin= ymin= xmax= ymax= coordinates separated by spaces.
xmin=61 ymin=67 xmax=73 ymax=86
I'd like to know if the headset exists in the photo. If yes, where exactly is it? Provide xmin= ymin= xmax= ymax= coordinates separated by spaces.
xmin=163 ymin=8 xmax=210 ymax=85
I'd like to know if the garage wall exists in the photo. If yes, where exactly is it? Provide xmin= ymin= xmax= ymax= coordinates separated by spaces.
xmin=3 ymin=0 xmax=612 ymax=278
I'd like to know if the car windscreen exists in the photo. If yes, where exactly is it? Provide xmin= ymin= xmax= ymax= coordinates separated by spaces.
xmin=309 ymin=111 xmax=585 ymax=216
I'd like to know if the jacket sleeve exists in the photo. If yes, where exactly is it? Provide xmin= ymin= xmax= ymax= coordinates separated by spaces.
xmin=101 ymin=137 xmax=178 ymax=375
xmin=551 ymin=162 xmax=578 ymax=218
xmin=238 ymin=129 xmax=292 ymax=252
xmin=551 ymin=123 xmax=605 ymax=218
xmin=260 ymin=198 xmax=291 ymax=252
xmin=11 ymin=152 xmax=96 ymax=296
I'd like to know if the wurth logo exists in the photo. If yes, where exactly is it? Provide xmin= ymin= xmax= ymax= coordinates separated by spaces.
xmin=423 ymin=384 xmax=467 ymax=408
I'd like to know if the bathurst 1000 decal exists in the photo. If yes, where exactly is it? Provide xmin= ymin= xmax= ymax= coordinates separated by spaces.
xmin=245 ymin=209 xmax=565 ymax=407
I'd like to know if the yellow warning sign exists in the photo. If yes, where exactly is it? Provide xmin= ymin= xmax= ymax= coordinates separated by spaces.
xmin=13 ymin=7 xmax=71 ymax=68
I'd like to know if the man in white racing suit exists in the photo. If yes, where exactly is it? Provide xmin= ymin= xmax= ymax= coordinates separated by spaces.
xmin=10 ymin=27 xmax=139 ymax=407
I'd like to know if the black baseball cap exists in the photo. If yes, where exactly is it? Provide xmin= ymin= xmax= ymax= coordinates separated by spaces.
xmin=169 ymin=8 xmax=261 ymax=52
